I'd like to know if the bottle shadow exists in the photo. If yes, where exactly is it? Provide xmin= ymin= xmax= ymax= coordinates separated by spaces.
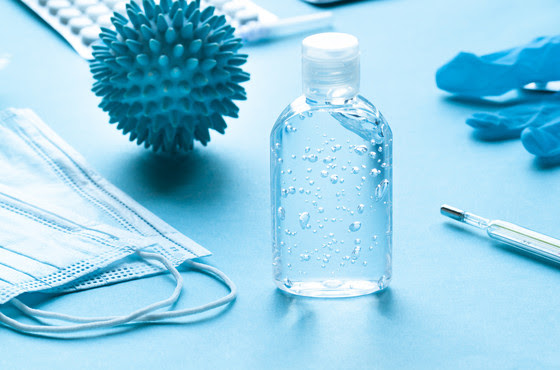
xmin=269 ymin=284 xmax=397 ymax=326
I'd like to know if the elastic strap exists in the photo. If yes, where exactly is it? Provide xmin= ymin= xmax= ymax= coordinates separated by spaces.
xmin=0 ymin=251 xmax=236 ymax=333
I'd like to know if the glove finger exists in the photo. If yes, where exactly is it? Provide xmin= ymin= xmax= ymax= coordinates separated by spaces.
xmin=466 ymin=98 xmax=560 ymax=139
xmin=436 ymin=35 xmax=560 ymax=97
xmin=521 ymin=116 xmax=560 ymax=157
xmin=466 ymin=113 xmax=525 ymax=139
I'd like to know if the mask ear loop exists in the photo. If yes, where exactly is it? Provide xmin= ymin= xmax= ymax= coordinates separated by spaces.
xmin=0 ymin=251 xmax=236 ymax=333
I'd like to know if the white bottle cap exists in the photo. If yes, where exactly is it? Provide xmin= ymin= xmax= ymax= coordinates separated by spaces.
xmin=302 ymin=32 xmax=360 ymax=101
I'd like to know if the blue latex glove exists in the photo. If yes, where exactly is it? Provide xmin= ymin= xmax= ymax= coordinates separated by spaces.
xmin=437 ymin=36 xmax=560 ymax=157
xmin=522 ymin=114 xmax=560 ymax=157
xmin=465 ymin=96 xmax=560 ymax=139
xmin=436 ymin=35 xmax=560 ymax=97
xmin=464 ymin=96 xmax=560 ymax=156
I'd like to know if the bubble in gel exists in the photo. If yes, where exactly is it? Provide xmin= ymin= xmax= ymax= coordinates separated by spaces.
xmin=330 ymin=175 xmax=339 ymax=184
xmin=375 ymin=180 xmax=389 ymax=201
xmin=370 ymin=169 xmax=380 ymax=177
xmin=278 ymin=207 xmax=285 ymax=220
xmin=299 ymin=212 xmax=310 ymax=229
xmin=320 ymin=170 xmax=329 ymax=178
xmin=349 ymin=222 xmax=362 ymax=232
xmin=354 ymin=145 xmax=368 ymax=155
xmin=357 ymin=204 xmax=365 ymax=213
xmin=308 ymin=154 xmax=318 ymax=162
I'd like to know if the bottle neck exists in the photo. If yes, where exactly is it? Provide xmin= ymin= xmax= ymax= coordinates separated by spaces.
xmin=305 ymin=95 xmax=357 ymax=106
xmin=302 ymin=57 xmax=360 ymax=102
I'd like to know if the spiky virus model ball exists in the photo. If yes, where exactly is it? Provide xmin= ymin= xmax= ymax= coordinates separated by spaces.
xmin=90 ymin=0 xmax=249 ymax=152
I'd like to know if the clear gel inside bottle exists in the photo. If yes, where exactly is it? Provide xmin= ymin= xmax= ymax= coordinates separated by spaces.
xmin=270 ymin=33 xmax=393 ymax=297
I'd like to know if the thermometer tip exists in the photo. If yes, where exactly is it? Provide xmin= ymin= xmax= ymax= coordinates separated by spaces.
xmin=440 ymin=205 xmax=464 ymax=221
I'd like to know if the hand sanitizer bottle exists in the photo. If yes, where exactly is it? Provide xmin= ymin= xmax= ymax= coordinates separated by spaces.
xmin=270 ymin=33 xmax=392 ymax=297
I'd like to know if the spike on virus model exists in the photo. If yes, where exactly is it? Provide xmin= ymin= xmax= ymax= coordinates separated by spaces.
xmin=90 ymin=0 xmax=250 ymax=152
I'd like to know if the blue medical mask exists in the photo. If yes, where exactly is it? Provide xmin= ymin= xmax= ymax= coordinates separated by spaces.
xmin=0 ymin=188 xmax=150 ymax=305
xmin=0 ymin=190 xmax=236 ymax=333
xmin=0 ymin=108 xmax=209 ymax=291
xmin=0 ymin=109 xmax=236 ymax=333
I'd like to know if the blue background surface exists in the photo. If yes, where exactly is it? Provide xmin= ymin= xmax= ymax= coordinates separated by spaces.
xmin=1 ymin=0 xmax=560 ymax=368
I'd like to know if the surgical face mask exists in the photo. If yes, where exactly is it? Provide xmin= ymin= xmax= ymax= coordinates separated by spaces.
xmin=0 ymin=108 xmax=209 ymax=291
xmin=0 ymin=109 xmax=236 ymax=333
xmin=0 ymin=188 xmax=151 ymax=304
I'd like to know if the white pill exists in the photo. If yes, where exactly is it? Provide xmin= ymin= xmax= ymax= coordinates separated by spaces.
xmin=80 ymin=25 xmax=101 ymax=45
xmin=58 ymin=7 xmax=82 ymax=24
xmin=103 ymin=0 xmax=121 ymax=9
xmin=206 ymin=0 xmax=230 ymax=9
xmin=73 ymin=0 xmax=97 ymax=12
xmin=235 ymin=8 xmax=259 ymax=24
xmin=112 ymin=1 xmax=127 ymax=14
xmin=85 ymin=4 xmax=110 ymax=21
xmin=222 ymin=1 xmax=245 ymax=17
xmin=47 ymin=0 xmax=71 ymax=15
xmin=69 ymin=16 xmax=93 ymax=34
xmin=97 ymin=14 xmax=113 ymax=29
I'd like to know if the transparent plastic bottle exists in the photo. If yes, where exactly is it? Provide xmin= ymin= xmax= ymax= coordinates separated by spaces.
xmin=270 ymin=33 xmax=393 ymax=298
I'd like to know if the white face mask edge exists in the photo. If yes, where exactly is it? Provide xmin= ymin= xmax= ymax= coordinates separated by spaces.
xmin=0 ymin=108 xmax=211 ymax=293
xmin=0 ymin=251 xmax=237 ymax=333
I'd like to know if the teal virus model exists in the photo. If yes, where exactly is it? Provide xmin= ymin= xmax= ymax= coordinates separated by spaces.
xmin=90 ymin=0 xmax=249 ymax=152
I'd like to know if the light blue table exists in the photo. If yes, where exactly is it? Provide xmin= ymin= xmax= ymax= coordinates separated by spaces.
xmin=1 ymin=0 xmax=560 ymax=368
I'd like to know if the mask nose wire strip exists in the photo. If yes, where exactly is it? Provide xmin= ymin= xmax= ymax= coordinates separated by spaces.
xmin=0 ymin=251 xmax=236 ymax=333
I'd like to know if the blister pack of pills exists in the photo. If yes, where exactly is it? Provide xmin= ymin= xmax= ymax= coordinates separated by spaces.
xmin=17 ymin=0 xmax=278 ymax=59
